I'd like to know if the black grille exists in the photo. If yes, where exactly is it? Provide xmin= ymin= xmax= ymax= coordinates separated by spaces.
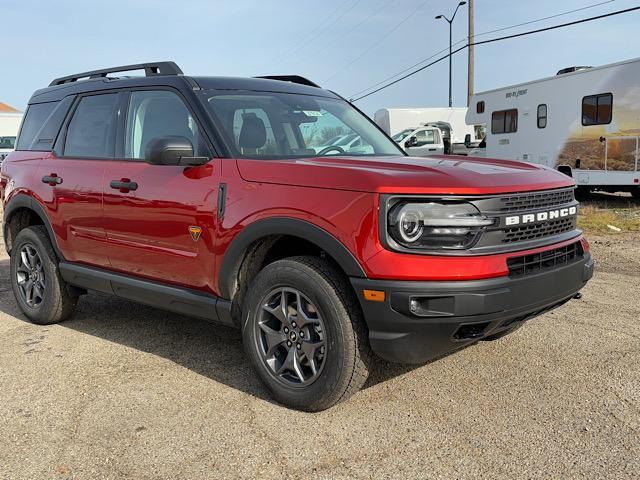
xmin=507 ymin=241 xmax=583 ymax=277
xmin=502 ymin=217 xmax=576 ymax=243
xmin=498 ymin=188 xmax=575 ymax=213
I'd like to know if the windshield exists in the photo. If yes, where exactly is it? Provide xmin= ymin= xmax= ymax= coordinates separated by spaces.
xmin=200 ymin=91 xmax=404 ymax=159
xmin=0 ymin=136 xmax=16 ymax=149
xmin=391 ymin=129 xmax=414 ymax=143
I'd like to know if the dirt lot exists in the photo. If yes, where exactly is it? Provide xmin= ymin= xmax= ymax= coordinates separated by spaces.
xmin=0 ymin=198 xmax=638 ymax=480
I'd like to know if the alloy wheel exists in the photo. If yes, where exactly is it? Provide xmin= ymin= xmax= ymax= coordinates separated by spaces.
xmin=255 ymin=287 xmax=326 ymax=386
xmin=16 ymin=244 xmax=46 ymax=308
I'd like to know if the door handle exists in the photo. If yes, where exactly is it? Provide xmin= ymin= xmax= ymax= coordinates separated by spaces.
xmin=42 ymin=174 xmax=63 ymax=186
xmin=428 ymin=148 xmax=437 ymax=151
xmin=110 ymin=179 xmax=138 ymax=193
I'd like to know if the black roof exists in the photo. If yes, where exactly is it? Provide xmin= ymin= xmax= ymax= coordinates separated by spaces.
xmin=29 ymin=61 xmax=339 ymax=104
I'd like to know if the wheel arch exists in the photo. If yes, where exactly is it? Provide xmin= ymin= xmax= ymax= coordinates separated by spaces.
xmin=218 ymin=217 xmax=366 ymax=301
xmin=3 ymin=194 xmax=63 ymax=259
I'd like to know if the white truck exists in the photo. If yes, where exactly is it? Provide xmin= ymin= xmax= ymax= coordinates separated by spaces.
xmin=0 ymin=109 xmax=23 ymax=162
xmin=374 ymin=107 xmax=484 ymax=155
xmin=466 ymin=57 xmax=640 ymax=197
xmin=390 ymin=125 xmax=446 ymax=156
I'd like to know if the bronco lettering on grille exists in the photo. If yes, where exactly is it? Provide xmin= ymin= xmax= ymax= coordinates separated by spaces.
xmin=505 ymin=206 xmax=577 ymax=226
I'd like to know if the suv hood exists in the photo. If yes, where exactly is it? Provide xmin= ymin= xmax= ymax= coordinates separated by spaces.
xmin=236 ymin=155 xmax=575 ymax=195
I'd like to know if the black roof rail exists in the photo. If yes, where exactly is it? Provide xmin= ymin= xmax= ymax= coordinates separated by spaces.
xmin=255 ymin=75 xmax=321 ymax=88
xmin=49 ymin=61 xmax=183 ymax=87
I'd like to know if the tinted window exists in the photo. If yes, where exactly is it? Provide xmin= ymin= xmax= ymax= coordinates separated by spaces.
xmin=16 ymin=102 xmax=57 ymax=150
xmin=64 ymin=94 xmax=119 ymax=158
xmin=125 ymin=90 xmax=209 ymax=159
xmin=0 ymin=136 xmax=16 ymax=149
xmin=582 ymin=93 xmax=612 ymax=126
xmin=30 ymin=96 xmax=74 ymax=151
xmin=537 ymin=104 xmax=547 ymax=129
xmin=491 ymin=109 xmax=518 ymax=134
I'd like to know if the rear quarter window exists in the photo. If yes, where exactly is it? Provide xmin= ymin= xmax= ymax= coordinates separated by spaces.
xmin=16 ymin=102 xmax=58 ymax=150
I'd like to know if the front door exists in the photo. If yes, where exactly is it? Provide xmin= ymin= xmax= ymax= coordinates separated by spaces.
xmin=101 ymin=89 xmax=219 ymax=292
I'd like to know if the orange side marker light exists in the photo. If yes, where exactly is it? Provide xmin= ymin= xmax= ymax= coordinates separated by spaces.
xmin=363 ymin=290 xmax=386 ymax=302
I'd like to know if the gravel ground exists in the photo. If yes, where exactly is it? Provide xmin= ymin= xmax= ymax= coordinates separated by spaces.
xmin=0 ymin=229 xmax=638 ymax=479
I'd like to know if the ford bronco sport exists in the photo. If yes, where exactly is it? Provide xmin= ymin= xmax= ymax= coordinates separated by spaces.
xmin=1 ymin=62 xmax=593 ymax=411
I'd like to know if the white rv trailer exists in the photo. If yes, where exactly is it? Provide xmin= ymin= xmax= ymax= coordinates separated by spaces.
xmin=466 ymin=57 xmax=640 ymax=197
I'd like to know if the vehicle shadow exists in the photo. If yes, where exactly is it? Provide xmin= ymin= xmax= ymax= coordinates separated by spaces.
xmin=0 ymin=258 xmax=423 ymax=405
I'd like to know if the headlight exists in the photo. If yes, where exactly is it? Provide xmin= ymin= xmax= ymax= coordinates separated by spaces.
xmin=387 ymin=200 xmax=494 ymax=251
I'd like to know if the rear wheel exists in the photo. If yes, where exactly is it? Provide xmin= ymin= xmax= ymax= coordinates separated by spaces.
xmin=242 ymin=256 xmax=371 ymax=411
xmin=10 ymin=226 xmax=78 ymax=325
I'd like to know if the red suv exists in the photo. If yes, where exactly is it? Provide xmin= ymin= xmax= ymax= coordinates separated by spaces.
xmin=1 ymin=62 xmax=593 ymax=410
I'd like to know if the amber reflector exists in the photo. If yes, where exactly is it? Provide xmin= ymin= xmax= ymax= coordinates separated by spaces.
xmin=363 ymin=290 xmax=386 ymax=302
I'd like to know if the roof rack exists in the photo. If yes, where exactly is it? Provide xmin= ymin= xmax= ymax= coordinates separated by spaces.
xmin=255 ymin=75 xmax=321 ymax=88
xmin=49 ymin=61 xmax=183 ymax=87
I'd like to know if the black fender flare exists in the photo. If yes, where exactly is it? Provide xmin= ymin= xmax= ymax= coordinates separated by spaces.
xmin=218 ymin=217 xmax=367 ymax=299
xmin=3 ymin=193 xmax=64 ymax=259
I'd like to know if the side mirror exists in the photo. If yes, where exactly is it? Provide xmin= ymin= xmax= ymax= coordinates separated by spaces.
xmin=464 ymin=133 xmax=472 ymax=147
xmin=405 ymin=136 xmax=418 ymax=148
xmin=145 ymin=136 xmax=208 ymax=166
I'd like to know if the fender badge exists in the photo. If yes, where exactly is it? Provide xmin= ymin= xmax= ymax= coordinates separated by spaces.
xmin=189 ymin=226 xmax=202 ymax=242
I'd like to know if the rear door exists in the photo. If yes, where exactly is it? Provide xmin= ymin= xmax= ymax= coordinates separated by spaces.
xmin=101 ymin=88 xmax=220 ymax=292
xmin=38 ymin=92 xmax=123 ymax=266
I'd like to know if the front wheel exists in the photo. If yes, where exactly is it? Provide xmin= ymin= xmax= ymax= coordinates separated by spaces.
xmin=242 ymin=256 xmax=371 ymax=411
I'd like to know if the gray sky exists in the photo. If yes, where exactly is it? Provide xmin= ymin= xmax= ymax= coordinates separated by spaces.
xmin=2 ymin=0 xmax=639 ymax=115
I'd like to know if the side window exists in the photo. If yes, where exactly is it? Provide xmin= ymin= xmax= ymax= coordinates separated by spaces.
xmin=125 ymin=90 xmax=208 ymax=159
xmin=16 ymin=102 xmax=57 ymax=150
xmin=491 ymin=109 xmax=518 ymax=134
xmin=476 ymin=100 xmax=485 ymax=114
xmin=537 ymin=104 xmax=547 ymax=129
xmin=582 ymin=93 xmax=612 ymax=126
xmin=414 ymin=130 xmax=436 ymax=146
xmin=64 ymin=93 xmax=119 ymax=158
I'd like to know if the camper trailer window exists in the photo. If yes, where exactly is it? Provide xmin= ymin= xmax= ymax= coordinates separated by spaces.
xmin=491 ymin=109 xmax=518 ymax=134
xmin=537 ymin=104 xmax=547 ymax=129
xmin=476 ymin=101 xmax=485 ymax=114
xmin=582 ymin=93 xmax=612 ymax=126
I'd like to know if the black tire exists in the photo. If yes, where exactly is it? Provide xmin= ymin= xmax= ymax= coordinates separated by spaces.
xmin=242 ymin=256 xmax=371 ymax=411
xmin=10 ymin=226 xmax=78 ymax=325
xmin=632 ymin=187 xmax=640 ymax=200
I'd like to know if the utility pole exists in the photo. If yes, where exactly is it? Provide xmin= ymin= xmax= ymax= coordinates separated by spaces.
xmin=436 ymin=2 xmax=466 ymax=108
xmin=467 ymin=0 xmax=475 ymax=107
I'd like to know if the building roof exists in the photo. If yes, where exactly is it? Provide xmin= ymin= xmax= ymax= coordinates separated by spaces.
xmin=0 ymin=102 xmax=20 ymax=113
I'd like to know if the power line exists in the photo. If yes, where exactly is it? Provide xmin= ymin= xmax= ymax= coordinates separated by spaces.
xmin=297 ymin=0 xmax=398 ymax=68
xmin=351 ymin=5 xmax=640 ymax=102
xmin=257 ymin=0 xmax=361 ymax=71
xmin=349 ymin=0 xmax=617 ymax=99
xmin=321 ymin=0 xmax=433 ymax=83
xmin=474 ymin=0 xmax=616 ymax=37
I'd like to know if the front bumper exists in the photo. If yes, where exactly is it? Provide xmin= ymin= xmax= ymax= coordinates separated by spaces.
xmin=351 ymin=252 xmax=594 ymax=364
